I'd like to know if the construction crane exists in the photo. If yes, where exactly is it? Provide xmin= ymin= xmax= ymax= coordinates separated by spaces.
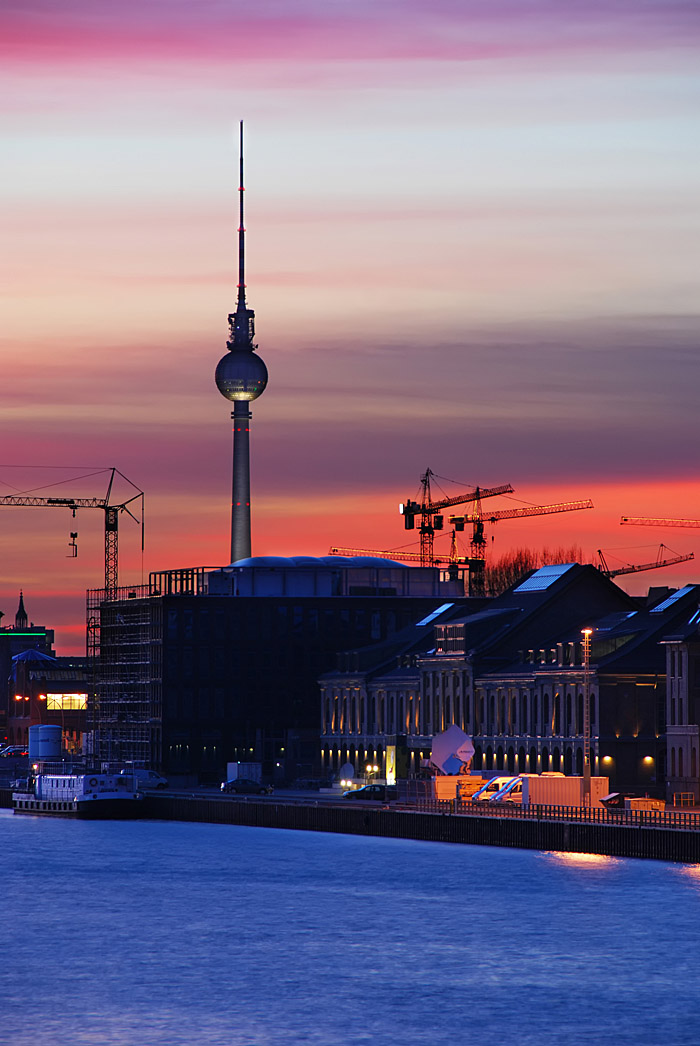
xmin=399 ymin=470 xmax=514 ymax=568
xmin=597 ymin=544 xmax=694 ymax=578
xmin=621 ymin=516 xmax=700 ymax=529
xmin=449 ymin=496 xmax=594 ymax=597
xmin=0 ymin=468 xmax=143 ymax=596
xmin=329 ymin=529 xmax=477 ymax=580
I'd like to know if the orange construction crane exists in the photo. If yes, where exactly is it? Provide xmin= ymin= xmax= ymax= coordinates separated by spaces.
xmin=399 ymin=470 xmax=513 ymax=568
xmin=449 ymin=497 xmax=594 ymax=597
xmin=597 ymin=544 xmax=694 ymax=578
xmin=329 ymin=530 xmax=476 ymax=581
xmin=621 ymin=516 xmax=700 ymax=529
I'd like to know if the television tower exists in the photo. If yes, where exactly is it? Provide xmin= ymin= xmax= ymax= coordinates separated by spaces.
xmin=215 ymin=121 xmax=268 ymax=563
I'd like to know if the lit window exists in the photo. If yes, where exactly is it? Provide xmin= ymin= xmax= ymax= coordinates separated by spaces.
xmin=46 ymin=693 xmax=87 ymax=711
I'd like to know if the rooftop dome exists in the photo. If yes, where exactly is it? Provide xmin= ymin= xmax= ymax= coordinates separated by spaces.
xmin=227 ymin=555 xmax=412 ymax=570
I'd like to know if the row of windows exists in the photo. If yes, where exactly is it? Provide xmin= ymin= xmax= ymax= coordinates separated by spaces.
xmin=477 ymin=690 xmax=596 ymax=737
xmin=669 ymin=649 xmax=684 ymax=678
xmin=670 ymin=746 xmax=697 ymax=779
xmin=323 ymin=688 xmax=597 ymax=739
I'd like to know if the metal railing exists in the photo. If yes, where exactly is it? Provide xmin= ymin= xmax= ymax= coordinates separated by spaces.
xmin=410 ymin=798 xmax=700 ymax=831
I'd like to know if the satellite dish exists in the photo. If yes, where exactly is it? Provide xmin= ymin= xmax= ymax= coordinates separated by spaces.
xmin=430 ymin=725 xmax=475 ymax=775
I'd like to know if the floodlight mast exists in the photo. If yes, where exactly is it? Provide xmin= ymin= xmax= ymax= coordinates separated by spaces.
xmin=582 ymin=628 xmax=593 ymax=806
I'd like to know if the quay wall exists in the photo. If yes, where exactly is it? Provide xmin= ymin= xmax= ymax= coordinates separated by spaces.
xmin=142 ymin=794 xmax=700 ymax=863
xmin=3 ymin=787 xmax=699 ymax=862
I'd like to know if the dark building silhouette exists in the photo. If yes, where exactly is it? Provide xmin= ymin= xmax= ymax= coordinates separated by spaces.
xmin=89 ymin=556 xmax=468 ymax=779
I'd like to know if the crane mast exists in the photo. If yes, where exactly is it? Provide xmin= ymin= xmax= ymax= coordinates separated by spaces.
xmin=399 ymin=470 xmax=513 ymax=569
xmin=449 ymin=498 xmax=594 ymax=597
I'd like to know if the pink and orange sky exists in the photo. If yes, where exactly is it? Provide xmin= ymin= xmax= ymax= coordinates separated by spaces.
xmin=3 ymin=0 xmax=700 ymax=652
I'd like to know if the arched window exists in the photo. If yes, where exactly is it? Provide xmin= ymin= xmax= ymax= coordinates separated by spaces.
xmin=486 ymin=745 xmax=493 ymax=770
xmin=507 ymin=746 xmax=515 ymax=773
xmin=532 ymin=694 xmax=538 ymax=734
xmin=671 ymin=747 xmax=676 ymax=777
xmin=679 ymin=748 xmax=684 ymax=778
xmin=576 ymin=748 xmax=583 ymax=775
xmin=552 ymin=747 xmax=561 ymax=772
xmin=543 ymin=694 xmax=550 ymax=735
xmin=564 ymin=748 xmax=573 ymax=775
xmin=693 ymin=748 xmax=698 ymax=779
xmin=529 ymin=746 xmax=537 ymax=773
xmin=496 ymin=745 xmax=504 ymax=771
xmin=489 ymin=695 xmax=495 ymax=732
xmin=473 ymin=745 xmax=483 ymax=770
xmin=542 ymin=746 xmax=549 ymax=772
xmin=554 ymin=694 xmax=561 ymax=735
xmin=521 ymin=694 xmax=528 ymax=734
xmin=518 ymin=746 xmax=526 ymax=773
xmin=566 ymin=694 xmax=572 ymax=736
xmin=500 ymin=695 xmax=506 ymax=734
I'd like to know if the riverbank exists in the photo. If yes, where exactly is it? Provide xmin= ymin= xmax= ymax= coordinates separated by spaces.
xmin=4 ymin=788 xmax=699 ymax=861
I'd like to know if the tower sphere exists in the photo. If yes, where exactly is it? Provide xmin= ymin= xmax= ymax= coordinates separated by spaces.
xmin=215 ymin=350 xmax=268 ymax=402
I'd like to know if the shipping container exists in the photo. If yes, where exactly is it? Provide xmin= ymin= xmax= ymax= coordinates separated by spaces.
xmin=520 ymin=773 xmax=609 ymax=809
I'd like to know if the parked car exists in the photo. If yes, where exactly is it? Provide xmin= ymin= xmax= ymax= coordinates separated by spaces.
xmin=342 ymin=783 xmax=396 ymax=801
xmin=221 ymin=778 xmax=273 ymax=795
xmin=120 ymin=769 xmax=168 ymax=789
xmin=0 ymin=746 xmax=29 ymax=758
xmin=600 ymin=792 xmax=638 ymax=809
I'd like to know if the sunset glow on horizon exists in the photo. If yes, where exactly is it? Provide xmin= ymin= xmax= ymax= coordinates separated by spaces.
xmin=3 ymin=0 xmax=700 ymax=652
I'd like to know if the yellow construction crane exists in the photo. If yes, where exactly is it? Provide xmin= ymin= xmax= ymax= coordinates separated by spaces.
xmin=597 ymin=544 xmax=694 ymax=578
xmin=448 ymin=496 xmax=594 ymax=595
xmin=0 ymin=468 xmax=143 ymax=596
xmin=621 ymin=516 xmax=700 ymax=529
xmin=399 ymin=470 xmax=513 ymax=567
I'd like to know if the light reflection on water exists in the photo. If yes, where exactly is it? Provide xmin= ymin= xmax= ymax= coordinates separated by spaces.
xmin=543 ymin=850 xmax=621 ymax=866
xmin=3 ymin=810 xmax=700 ymax=1046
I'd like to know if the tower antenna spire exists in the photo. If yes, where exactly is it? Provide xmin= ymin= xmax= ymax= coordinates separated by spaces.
xmin=237 ymin=119 xmax=246 ymax=309
xmin=215 ymin=120 xmax=269 ymax=563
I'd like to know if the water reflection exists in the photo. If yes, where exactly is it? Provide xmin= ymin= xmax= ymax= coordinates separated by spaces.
xmin=544 ymin=850 xmax=619 ymax=867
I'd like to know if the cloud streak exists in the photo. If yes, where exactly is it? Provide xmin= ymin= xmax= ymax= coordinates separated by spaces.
xmin=3 ymin=0 xmax=699 ymax=69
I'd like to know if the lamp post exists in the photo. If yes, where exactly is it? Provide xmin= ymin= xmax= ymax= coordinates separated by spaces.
xmin=582 ymin=628 xmax=593 ymax=807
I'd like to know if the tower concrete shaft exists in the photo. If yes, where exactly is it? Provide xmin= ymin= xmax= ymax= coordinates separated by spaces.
xmin=231 ymin=401 xmax=253 ymax=562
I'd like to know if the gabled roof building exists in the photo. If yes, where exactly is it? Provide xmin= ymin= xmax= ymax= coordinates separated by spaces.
xmin=320 ymin=564 xmax=700 ymax=796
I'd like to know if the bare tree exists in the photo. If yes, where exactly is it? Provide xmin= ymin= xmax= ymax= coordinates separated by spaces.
xmin=485 ymin=546 xmax=586 ymax=597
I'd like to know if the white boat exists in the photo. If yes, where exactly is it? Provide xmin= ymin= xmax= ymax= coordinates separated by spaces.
xmin=13 ymin=771 xmax=144 ymax=819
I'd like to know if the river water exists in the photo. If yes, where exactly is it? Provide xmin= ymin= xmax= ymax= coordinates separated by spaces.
xmin=3 ymin=810 xmax=699 ymax=1046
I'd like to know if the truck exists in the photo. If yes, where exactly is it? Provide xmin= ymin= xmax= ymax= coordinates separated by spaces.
xmin=226 ymin=761 xmax=262 ymax=784
xmin=520 ymin=772 xmax=609 ymax=809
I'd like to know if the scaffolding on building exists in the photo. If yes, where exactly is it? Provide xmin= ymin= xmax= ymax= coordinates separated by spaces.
xmin=86 ymin=582 xmax=162 ymax=768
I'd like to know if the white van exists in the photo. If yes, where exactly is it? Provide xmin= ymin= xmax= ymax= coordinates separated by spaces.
xmin=120 ymin=769 xmax=168 ymax=789
xmin=471 ymin=776 xmax=517 ymax=801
